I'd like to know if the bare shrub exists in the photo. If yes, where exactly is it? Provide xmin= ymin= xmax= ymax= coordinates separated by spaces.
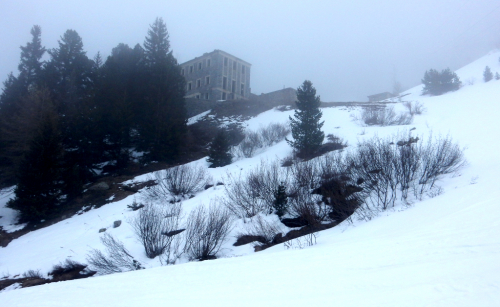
xmin=341 ymin=132 xmax=465 ymax=218
xmin=403 ymin=101 xmax=426 ymax=116
xmin=234 ymin=123 xmax=290 ymax=158
xmin=222 ymin=160 xmax=289 ymax=218
xmin=132 ymin=203 xmax=182 ymax=259
xmin=183 ymin=203 xmax=234 ymax=261
xmin=50 ymin=259 xmax=86 ymax=277
xmin=289 ymin=159 xmax=320 ymax=190
xmin=241 ymin=214 xmax=285 ymax=246
xmin=22 ymin=269 xmax=43 ymax=279
xmin=414 ymin=134 xmax=466 ymax=197
xmin=259 ymin=122 xmax=290 ymax=146
xmin=236 ymin=130 xmax=263 ymax=158
xmin=287 ymin=188 xmax=326 ymax=226
xmin=315 ymin=153 xmax=364 ymax=223
xmin=87 ymin=233 xmax=144 ymax=275
xmin=284 ymin=232 xmax=317 ymax=249
xmin=359 ymin=106 xmax=413 ymax=126
xmin=222 ymin=172 xmax=267 ymax=218
xmin=145 ymin=164 xmax=210 ymax=199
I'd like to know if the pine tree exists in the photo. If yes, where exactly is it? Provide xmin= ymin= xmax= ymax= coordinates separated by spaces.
xmin=287 ymin=80 xmax=324 ymax=158
xmin=495 ymin=72 xmax=500 ymax=80
xmin=139 ymin=17 xmax=187 ymax=162
xmin=18 ymin=25 xmax=45 ymax=89
xmin=273 ymin=183 xmax=288 ymax=218
xmin=422 ymin=68 xmax=461 ymax=96
xmin=483 ymin=66 xmax=493 ymax=82
xmin=7 ymin=90 xmax=64 ymax=222
xmin=207 ymin=129 xmax=232 ymax=168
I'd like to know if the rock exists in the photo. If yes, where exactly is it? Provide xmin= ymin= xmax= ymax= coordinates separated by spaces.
xmin=113 ymin=220 xmax=122 ymax=228
xmin=89 ymin=182 xmax=110 ymax=191
xmin=163 ymin=229 xmax=185 ymax=237
xmin=99 ymin=228 xmax=106 ymax=233
xmin=280 ymin=217 xmax=308 ymax=228
xmin=233 ymin=235 xmax=267 ymax=246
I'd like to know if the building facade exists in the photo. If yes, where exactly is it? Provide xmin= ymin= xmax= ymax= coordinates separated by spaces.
xmin=180 ymin=50 xmax=251 ymax=101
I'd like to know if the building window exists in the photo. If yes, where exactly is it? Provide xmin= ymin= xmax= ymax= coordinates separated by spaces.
xmin=198 ymin=62 xmax=202 ymax=70
xmin=206 ymin=76 xmax=210 ymax=85
xmin=233 ymin=61 xmax=236 ymax=70
xmin=196 ymin=94 xmax=200 ymax=99
xmin=222 ymin=92 xmax=226 ymax=100
xmin=224 ymin=57 xmax=228 ymax=66
xmin=196 ymin=79 xmax=201 ymax=88
xmin=187 ymin=82 xmax=192 ymax=91
xmin=241 ymin=65 xmax=245 ymax=74
xmin=231 ymin=80 xmax=236 ymax=93
xmin=205 ymin=93 xmax=209 ymax=100
xmin=241 ymin=84 xmax=244 ymax=96
xmin=189 ymin=66 xmax=193 ymax=73
xmin=181 ymin=68 xmax=184 ymax=76
xmin=207 ymin=59 xmax=211 ymax=67
xmin=223 ymin=77 xmax=227 ymax=90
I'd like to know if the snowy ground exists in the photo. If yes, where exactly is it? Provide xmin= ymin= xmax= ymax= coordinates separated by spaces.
xmin=1 ymin=50 xmax=500 ymax=306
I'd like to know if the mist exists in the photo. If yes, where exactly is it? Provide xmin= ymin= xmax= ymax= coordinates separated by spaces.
xmin=1 ymin=0 xmax=499 ymax=101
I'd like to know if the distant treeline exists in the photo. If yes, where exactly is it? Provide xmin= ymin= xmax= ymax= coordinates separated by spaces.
xmin=0 ymin=18 xmax=187 ymax=222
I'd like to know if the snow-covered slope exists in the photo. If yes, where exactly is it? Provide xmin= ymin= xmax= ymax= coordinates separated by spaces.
xmin=2 ymin=50 xmax=500 ymax=306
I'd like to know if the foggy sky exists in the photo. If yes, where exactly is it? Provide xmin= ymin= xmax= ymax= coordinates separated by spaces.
xmin=1 ymin=0 xmax=499 ymax=101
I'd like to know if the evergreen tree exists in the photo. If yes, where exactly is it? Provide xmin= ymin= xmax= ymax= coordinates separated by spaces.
xmin=422 ymin=68 xmax=461 ymax=96
xmin=287 ymin=80 xmax=324 ymax=158
xmin=272 ymin=183 xmax=288 ymax=218
xmin=97 ymin=43 xmax=143 ymax=167
xmin=138 ymin=18 xmax=186 ymax=162
xmin=495 ymin=72 xmax=500 ymax=80
xmin=483 ymin=66 xmax=493 ymax=82
xmin=7 ymin=90 xmax=64 ymax=222
xmin=43 ymin=30 xmax=98 ymax=196
xmin=207 ymin=129 xmax=232 ymax=168
xmin=0 ymin=26 xmax=46 ymax=185
xmin=18 ymin=25 xmax=46 ymax=89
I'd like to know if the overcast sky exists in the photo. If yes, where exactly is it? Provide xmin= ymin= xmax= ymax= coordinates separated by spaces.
xmin=1 ymin=0 xmax=499 ymax=101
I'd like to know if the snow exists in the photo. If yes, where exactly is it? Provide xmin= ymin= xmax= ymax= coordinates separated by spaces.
xmin=1 ymin=50 xmax=500 ymax=305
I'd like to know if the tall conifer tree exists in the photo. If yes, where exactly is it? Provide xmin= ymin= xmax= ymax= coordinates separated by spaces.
xmin=287 ymin=80 xmax=324 ymax=158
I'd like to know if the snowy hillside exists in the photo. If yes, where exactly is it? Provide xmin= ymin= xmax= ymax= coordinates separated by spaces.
xmin=1 ymin=50 xmax=500 ymax=306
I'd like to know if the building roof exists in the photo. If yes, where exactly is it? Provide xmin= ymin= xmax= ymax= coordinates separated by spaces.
xmin=180 ymin=49 xmax=252 ymax=66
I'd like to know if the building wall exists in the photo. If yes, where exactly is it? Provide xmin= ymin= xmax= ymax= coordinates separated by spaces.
xmin=250 ymin=87 xmax=297 ymax=108
xmin=181 ymin=50 xmax=251 ymax=101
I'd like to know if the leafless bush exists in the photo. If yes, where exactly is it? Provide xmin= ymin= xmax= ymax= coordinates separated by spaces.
xmin=343 ymin=132 xmax=465 ymax=217
xmin=289 ymin=159 xmax=320 ymax=190
xmin=222 ymin=160 xmax=289 ymax=218
xmin=234 ymin=123 xmax=290 ymax=158
xmin=241 ymin=214 xmax=285 ymax=246
xmin=144 ymin=164 xmax=210 ymax=199
xmin=87 ymin=233 xmax=144 ymax=275
xmin=259 ymin=122 xmax=290 ymax=146
xmin=315 ymin=153 xmax=365 ymax=223
xmin=414 ymin=134 xmax=466 ymax=198
xmin=287 ymin=188 xmax=326 ymax=226
xmin=132 ymin=203 xmax=182 ymax=259
xmin=359 ymin=106 xmax=413 ymax=126
xmin=22 ymin=269 xmax=43 ymax=279
xmin=50 ymin=259 xmax=86 ymax=276
xmin=284 ymin=232 xmax=317 ymax=249
xmin=183 ymin=203 xmax=234 ymax=261
xmin=403 ymin=101 xmax=426 ymax=116
xmin=236 ymin=130 xmax=263 ymax=158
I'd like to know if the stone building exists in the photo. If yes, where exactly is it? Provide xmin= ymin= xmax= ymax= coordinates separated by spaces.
xmin=180 ymin=50 xmax=251 ymax=101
